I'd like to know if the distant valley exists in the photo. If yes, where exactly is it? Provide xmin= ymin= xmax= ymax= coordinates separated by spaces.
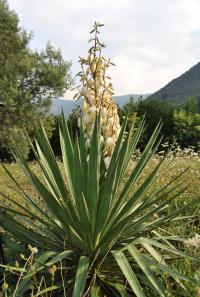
xmin=51 ymin=94 xmax=150 ymax=116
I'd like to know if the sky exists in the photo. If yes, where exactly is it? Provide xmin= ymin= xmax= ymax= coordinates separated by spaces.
xmin=7 ymin=0 xmax=200 ymax=99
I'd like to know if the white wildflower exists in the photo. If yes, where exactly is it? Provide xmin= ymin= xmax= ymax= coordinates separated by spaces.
xmin=184 ymin=234 xmax=200 ymax=248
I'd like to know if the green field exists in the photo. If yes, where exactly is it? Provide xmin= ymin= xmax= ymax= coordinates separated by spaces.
xmin=0 ymin=155 xmax=200 ymax=296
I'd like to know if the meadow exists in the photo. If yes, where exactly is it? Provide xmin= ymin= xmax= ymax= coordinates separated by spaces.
xmin=0 ymin=149 xmax=200 ymax=296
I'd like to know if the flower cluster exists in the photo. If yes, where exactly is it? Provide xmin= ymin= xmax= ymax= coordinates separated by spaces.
xmin=75 ymin=22 xmax=120 ymax=168
xmin=184 ymin=234 xmax=200 ymax=248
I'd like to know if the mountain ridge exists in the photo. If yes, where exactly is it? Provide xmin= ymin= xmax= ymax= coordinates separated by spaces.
xmin=148 ymin=62 xmax=200 ymax=104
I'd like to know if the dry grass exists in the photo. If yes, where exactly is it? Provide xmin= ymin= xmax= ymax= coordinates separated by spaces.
xmin=0 ymin=154 xmax=200 ymax=296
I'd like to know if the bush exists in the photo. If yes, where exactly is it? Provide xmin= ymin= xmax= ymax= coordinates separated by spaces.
xmin=173 ymin=110 xmax=200 ymax=149
xmin=0 ymin=115 xmax=55 ymax=161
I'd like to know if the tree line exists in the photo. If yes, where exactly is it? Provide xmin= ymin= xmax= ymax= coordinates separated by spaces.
xmin=118 ymin=96 xmax=200 ymax=150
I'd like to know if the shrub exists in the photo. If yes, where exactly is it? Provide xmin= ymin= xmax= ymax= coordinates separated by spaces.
xmin=173 ymin=110 xmax=200 ymax=149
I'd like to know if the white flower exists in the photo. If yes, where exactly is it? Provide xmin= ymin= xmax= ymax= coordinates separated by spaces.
xmin=107 ymin=117 xmax=114 ymax=125
xmin=104 ymin=156 xmax=111 ymax=169
xmin=89 ymin=106 xmax=97 ymax=113
xmin=100 ymin=116 xmax=106 ymax=125
xmin=105 ymin=128 xmax=113 ymax=137
xmin=106 ymin=136 xmax=115 ymax=147
xmin=85 ymin=138 xmax=91 ymax=149
xmin=184 ymin=234 xmax=200 ymax=248
xmin=100 ymin=134 xmax=104 ymax=146
xmin=100 ymin=107 xmax=108 ymax=117
xmin=108 ymin=108 xmax=113 ymax=117
xmin=83 ymin=114 xmax=92 ymax=124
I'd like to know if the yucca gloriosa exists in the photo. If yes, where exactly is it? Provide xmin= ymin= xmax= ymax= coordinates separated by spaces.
xmin=0 ymin=22 xmax=199 ymax=296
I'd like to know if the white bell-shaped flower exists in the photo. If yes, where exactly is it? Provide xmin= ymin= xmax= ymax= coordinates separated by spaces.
xmin=104 ymin=156 xmax=111 ymax=169
xmin=83 ymin=113 xmax=92 ymax=124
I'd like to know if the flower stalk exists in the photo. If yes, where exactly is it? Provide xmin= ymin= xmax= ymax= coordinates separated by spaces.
xmin=75 ymin=22 xmax=120 ymax=167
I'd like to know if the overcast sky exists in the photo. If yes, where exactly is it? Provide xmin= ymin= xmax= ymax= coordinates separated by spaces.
xmin=8 ymin=0 xmax=200 ymax=98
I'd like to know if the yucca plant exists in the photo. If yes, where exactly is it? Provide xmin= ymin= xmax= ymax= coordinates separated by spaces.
xmin=0 ymin=22 xmax=199 ymax=296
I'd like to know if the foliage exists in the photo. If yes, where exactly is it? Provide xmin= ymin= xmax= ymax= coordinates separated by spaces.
xmin=120 ymin=99 xmax=175 ymax=147
xmin=49 ymin=107 xmax=80 ymax=157
xmin=182 ymin=96 xmax=199 ymax=114
xmin=0 ymin=115 xmax=199 ymax=296
xmin=120 ymin=97 xmax=200 ymax=150
xmin=0 ymin=0 xmax=72 ymax=160
xmin=173 ymin=110 xmax=200 ymax=149
xmin=1 ymin=149 xmax=200 ymax=296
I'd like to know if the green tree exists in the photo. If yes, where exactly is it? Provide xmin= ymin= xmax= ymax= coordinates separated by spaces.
xmin=119 ymin=97 xmax=140 ymax=137
xmin=173 ymin=110 xmax=200 ymax=149
xmin=120 ymin=99 xmax=175 ymax=148
xmin=182 ymin=96 xmax=199 ymax=114
xmin=0 ymin=0 xmax=72 ymax=160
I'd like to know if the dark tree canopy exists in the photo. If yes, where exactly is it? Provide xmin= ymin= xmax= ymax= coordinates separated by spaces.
xmin=0 ymin=0 xmax=72 ymax=159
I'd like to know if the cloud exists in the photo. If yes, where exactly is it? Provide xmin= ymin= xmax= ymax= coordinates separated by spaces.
xmin=8 ymin=0 xmax=200 ymax=97
xmin=109 ymin=46 xmax=171 ymax=94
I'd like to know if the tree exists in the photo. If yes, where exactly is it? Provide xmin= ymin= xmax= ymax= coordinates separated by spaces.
xmin=120 ymin=99 xmax=175 ymax=148
xmin=182 ymin=96 xmax=199 ymax=114
xmin=173 ymin=110 xmax=200 ymax=149
xmin=0 ymin=0 xmax=72 ymax=160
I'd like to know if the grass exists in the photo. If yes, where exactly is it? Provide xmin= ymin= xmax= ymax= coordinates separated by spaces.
xmin=0 ymin=153 xmax=200 ymax=296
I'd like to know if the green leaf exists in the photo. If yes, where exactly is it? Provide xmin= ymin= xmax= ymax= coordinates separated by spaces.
xmin=73 ymin=256 xmax=90 ymax=297
xmin=15 ymin=251 xmax=56 ymax=296
xmin=86 ymin=118 xmax=100 ymax=233
xmin=128 ymin=244 xmax=167 ymax=296
xmin=137 ymin=237 xmax=200 ymax=262
xmin=113 ymin=250 xmax=146 ymax=297
xmin=1 ymin=235 xmax=27 ymax=254
xmin=60 ymin=111 xmax=74 ymax=197
xmin=32 ymin=286 xmax=59 ymax=297
xmin=23 ymin=250 xmax=73 ymax=279
xmin=90 ymin=284 xmax=102 ymax=297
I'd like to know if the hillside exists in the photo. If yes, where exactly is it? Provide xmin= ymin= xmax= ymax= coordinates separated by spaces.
xmin=148 ymin=62 xmax=200 ymax=104
xmin=51 ymin=93 xmax=150 ymax=116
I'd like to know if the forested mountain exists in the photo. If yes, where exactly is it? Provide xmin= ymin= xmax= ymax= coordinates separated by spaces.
xmin=148 ymin=62 xmax=200 ymax=104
